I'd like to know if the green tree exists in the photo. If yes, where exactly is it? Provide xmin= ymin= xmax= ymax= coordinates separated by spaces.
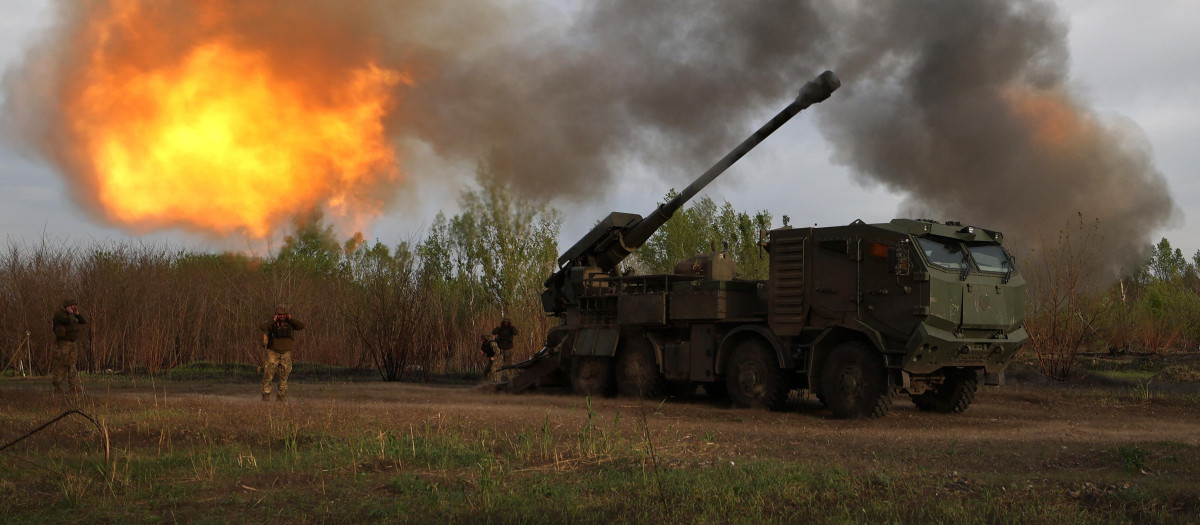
xmin=1148 ymin=238 xmax=1189 ymax=282
xmin=274 ymin=208 xmax=343 ymax=275
xmin=417 ymin=161 xmax=562 ymax=315
xmin=629 ymin=191 xmax=774 ymax=279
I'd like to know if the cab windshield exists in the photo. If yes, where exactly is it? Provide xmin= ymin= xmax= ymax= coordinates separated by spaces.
xmin=966 ymin=243 xmax=1015 ymax=274
xmin=916 ymin=237 xmax=968 ymax=271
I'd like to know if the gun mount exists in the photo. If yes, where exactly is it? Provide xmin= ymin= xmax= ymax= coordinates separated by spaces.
xmin=541 ymin=70 xmax=841 ymax=316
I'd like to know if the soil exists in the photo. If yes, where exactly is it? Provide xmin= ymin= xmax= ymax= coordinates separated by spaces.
xmin=10 ymin=375 xmax=1191 ymax=454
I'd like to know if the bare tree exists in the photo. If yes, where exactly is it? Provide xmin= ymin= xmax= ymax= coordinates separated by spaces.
xmin=1024 ymin=215 xmax=1109 ymax=382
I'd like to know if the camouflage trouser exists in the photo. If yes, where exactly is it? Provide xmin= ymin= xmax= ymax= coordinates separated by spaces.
xmin=484 ymin=343 xmax=502 ymax=382
xmin=499 ymin=347 xmax=516 ymax=381
xmin=262 ymin=350 xmax=292 ymax=398
xmin=51 ymin=340 xmax=82 ymax=394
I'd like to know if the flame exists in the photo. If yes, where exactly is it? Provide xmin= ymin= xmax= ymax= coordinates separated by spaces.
xmin=1003 ymin=88 xmax=1093 ymax=153
xmin=61 ymin=1 xmax=407 ymax=238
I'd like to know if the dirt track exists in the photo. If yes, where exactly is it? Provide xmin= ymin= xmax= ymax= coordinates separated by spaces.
xmin=37 ymin=378 xmax=1197 ymax=456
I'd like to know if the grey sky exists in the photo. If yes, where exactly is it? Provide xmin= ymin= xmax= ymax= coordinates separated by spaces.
xmin=1 ymin=0 xmax=1198 ymax=262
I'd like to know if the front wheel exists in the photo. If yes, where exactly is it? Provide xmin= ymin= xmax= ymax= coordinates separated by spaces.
xmin=911 ymin=368 xmax=978 ymax=413
xmin=725 ymin=339 xmax=789 ymax=410
xmin=820 ymin=341 xmax=893 ymax=419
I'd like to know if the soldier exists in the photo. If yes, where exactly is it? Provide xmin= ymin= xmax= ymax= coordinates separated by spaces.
xmin=258 ymin=305 xmax=305 ymax=402
xmin=491 ymin=317 xmax=518 ymax=380
xmin=51 ymin=298 xmax=87 ymax=394
xmin=480 ymin=334 xmax=501 ymax=382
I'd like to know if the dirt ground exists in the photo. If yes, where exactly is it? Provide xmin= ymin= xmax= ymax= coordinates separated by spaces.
xmin=2 ymin=374 xmax=1198 ymax=522
xmin=22 ymin=376 xmax=1195 ymax=454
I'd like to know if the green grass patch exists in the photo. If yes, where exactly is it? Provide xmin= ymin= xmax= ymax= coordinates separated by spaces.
xmin=1087 ymin=369 xmax=1155 ymax=382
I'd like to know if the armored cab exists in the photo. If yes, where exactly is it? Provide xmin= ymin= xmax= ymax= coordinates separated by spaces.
xmin=763 ymin=219 xmax=1025 ymax=417
xmin=507 ymin=71 xmax=1027 ymax=419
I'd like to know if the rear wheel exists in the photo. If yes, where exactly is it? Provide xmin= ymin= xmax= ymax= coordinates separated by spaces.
xmin=725 ymin=339 xmax=789 ymax=410
xmin=615 ymin=336 xmax=667 ymax=398
xmin=820 ymin=341 xmax=893 ymax=419
xmin=911 ymin=368 xmax=978 ymax=413
xmin=571 ymin=357 xmax=615 ymax=397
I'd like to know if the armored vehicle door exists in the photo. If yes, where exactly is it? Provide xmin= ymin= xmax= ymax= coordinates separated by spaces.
xmin=809 ymin=227 xmax=859 ymax=319
xmin=859 ymin=236 xmax=923 ymax=343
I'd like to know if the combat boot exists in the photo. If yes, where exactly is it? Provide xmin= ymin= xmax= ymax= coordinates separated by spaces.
xmin=276 ymin=394 xmax=287 ymax=403
xmin=262 ymin=393 xmax=270 ymax=402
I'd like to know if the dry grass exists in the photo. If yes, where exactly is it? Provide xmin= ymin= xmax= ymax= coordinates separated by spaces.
xmin=1 ymin=375 xmax=1197 ymax=523
xmin=0 ymin=239 xmax=547 ymax=380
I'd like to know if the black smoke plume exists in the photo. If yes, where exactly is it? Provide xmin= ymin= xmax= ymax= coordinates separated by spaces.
xmin=4 ymin=0 xmax=1176 ymax=274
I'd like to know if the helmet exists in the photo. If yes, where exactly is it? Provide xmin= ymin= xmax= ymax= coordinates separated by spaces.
xmin=63 ymin=298 xmax=79 ymax=309
xmin=275 ymin=305 xmax=289 ymax=315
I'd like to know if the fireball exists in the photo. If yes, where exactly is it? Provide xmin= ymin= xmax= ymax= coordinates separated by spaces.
xmin=55 ymin=0 xmax=408 ymax=238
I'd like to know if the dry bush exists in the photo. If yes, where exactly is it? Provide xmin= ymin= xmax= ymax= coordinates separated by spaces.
xmin=0 ymin=234 xmax=554 ymax=380
xmin=0 ymin=239 xmax=80 ymax=374
xmin=1024 ymin=216 xmax=1109 ymax=382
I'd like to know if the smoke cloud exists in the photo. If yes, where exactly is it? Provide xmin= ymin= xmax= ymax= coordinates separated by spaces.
xmin=819 ymin=0 xmax=1177 ymax=274
xmin=2 ymin=0 xmax=1177 ymax=270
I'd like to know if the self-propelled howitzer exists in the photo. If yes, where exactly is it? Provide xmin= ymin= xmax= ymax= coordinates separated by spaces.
xmin=509 ymin=70 xmax=1026 ymax=420
xmin=540 ymin=71 xmax=841 ymax=316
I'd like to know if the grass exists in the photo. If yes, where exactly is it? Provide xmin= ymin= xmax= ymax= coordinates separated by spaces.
xmin=162 ymin=361 xmax=380 ymax=382
xmin=1087 ymin=369 xmax=1155 ymax=382
xmin=1154 ymin=365 xmax=1200 ymax=383
xmin=1077 ymin=352 xmax=1200 ymax=378
xmin=1 ymin=378 xmax=1198 ymax=523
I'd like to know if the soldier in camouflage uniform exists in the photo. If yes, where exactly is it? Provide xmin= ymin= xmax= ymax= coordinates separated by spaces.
xmin=258 ymin=305 xmax=305 ymax=401
xmin=51 ymin=299 xmax=87 ymax=394
xmin=491 ymin=317 xmax=518 ymax=381
xmin=480 ymin=334 xmax=501 ymax=382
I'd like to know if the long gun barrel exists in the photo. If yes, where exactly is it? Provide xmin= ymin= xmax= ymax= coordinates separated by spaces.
xmin=544 ymin=70 xmax=841 ymax=314
xmin=613 ymin=70 xmax=841 ymax=266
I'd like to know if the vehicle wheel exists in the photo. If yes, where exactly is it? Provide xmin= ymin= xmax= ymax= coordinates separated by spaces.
xmin=911 ymin=368 xmax=978 ymax=413
xmin=820 ymin=341 xmax=893 ymax=419
xmin=571 ymin=357 xmax=615 ymax=397
xmin=615 ymin=336 xmax=667 ymax=398
xmin=725 ymin=339 xmax=789 ymax=410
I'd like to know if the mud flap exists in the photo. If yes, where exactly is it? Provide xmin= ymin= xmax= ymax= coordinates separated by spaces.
xmin=984 ymin=371 xmax=1004 ymax=386
xmin=574 ymin=328 xmax=619 ymax=357
xmin=507 ymin=353 xmax=567 ymax=393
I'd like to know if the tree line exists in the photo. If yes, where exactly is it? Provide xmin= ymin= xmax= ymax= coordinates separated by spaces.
xmin=0 ymin=166 xmax=1193 ymax=382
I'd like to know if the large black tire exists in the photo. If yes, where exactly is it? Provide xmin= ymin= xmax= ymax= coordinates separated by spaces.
xmin=911 ymin=368 xmax=978 ymax=413
xmin=820 ymin=341 xmax=893 ymax=419
xmin=725 ymin=339 xmax=790 ymax=410
xmin=571 ymin=357 xmax=615 ymax=397
xmin=615 ymin=336 xmax=667 ymax=398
